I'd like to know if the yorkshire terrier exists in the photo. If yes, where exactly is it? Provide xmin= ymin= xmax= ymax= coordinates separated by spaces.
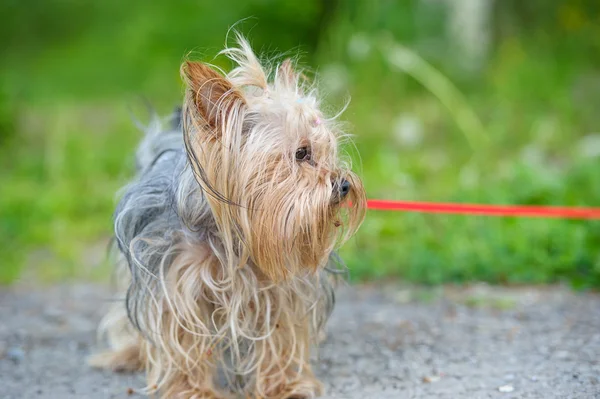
xmin=90 ymin=35 xmax=365 ymax=399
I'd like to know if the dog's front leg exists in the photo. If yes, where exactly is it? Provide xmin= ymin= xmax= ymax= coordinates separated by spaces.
xmin=253 ymin=320 xmax=324 ymax=399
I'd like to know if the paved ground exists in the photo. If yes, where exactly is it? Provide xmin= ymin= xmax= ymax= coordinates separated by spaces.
xmin=1 ymin=283 xmax=599 ymax=399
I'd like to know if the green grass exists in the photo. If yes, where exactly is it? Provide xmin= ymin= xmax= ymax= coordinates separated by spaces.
xmin=1 ymin=1 xmax=599 ymax=288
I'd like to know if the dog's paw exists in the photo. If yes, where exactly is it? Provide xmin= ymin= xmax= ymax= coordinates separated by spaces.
xmin=283 ymin=377 xmax=324 ymax=399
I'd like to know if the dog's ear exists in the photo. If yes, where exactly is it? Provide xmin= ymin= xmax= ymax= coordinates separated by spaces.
xmin=182 ymin=61 xmax=245 ymax=130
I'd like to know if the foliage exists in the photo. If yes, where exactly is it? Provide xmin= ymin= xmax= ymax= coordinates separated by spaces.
xmin=1 ymin=0 xmax=599 ymax=288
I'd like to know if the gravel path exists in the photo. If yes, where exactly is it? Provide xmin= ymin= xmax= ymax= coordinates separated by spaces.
xmin=1 ymin=283 xmax=599 ymax=399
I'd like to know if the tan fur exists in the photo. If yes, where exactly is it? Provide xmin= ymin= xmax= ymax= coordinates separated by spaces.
xmin=94 ymin=240 xmax=331 ymax=398
xmin=92 ymin=34 xmax=365 ymax=399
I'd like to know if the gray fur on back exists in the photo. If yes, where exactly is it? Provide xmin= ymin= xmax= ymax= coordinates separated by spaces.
xmin=113 ymin=110 xmax=211 ymax=331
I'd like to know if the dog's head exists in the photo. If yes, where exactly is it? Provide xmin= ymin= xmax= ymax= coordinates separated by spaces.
xmin=182 ymin=36 xmax=365 ymax=281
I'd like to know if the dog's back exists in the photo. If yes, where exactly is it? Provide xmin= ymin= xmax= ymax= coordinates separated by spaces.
xmin=112 ymin=109 xmax=192 ymax=323
xmin=134 ymin=107 xmax=183 ymax=174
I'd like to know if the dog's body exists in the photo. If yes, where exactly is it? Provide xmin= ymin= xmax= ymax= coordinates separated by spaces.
xmin=91 ymin=36 xmax=365 ymax=398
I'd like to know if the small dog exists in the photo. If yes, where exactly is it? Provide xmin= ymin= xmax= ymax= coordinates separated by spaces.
xmin=90 ymin=35 xmax=365 ymax=399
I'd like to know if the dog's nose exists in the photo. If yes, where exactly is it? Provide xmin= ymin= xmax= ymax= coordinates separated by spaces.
xmin=339 ymin=179 xmax=351 ymax=199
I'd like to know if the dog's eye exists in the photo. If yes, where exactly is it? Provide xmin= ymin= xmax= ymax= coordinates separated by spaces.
xmin=295 ymin=146 xmax=311 ymax=162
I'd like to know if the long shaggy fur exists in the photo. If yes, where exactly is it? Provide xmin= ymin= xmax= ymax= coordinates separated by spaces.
xmin=91 ymin=34 xmax=366 ymax=399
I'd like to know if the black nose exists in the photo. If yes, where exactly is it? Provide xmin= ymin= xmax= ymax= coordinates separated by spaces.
xmin=339 ymin=179 xmax=351 ymax=199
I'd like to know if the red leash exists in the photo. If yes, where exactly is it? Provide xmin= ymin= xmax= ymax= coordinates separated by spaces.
xmin=366 ymin=200 xmax=600 ymax=220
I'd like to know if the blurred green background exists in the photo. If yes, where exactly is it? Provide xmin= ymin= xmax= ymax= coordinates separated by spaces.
xmin=1 ymin=0 xmax=599 ymax=287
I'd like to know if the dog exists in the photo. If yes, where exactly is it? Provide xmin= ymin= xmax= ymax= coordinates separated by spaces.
xmin=90 ymin=34 xmax=366 ymax=399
